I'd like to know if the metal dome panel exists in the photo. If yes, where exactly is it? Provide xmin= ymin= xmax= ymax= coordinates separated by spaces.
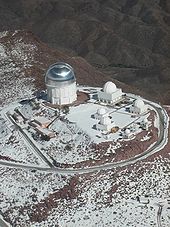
xmin=45 ymin=62 xmax=76 ymax=86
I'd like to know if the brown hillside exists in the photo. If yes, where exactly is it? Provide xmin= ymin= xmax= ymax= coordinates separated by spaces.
xmin=0 ymin=0 xmax=170 ymax=103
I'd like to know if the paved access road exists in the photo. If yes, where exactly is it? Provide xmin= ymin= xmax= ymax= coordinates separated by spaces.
xmin=0 ymin=217 xmax=10 ymax=227
xmin=6 ymin=113 xmax=53 ymax=168
xmin=157 ymin=204 xmax=163 ymax=227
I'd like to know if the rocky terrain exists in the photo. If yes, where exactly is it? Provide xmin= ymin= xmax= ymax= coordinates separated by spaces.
xmin=0 ymin=0 xmax=170 ymax=103
xmin=0 ymin=30 xmax=144 ymax=106
xmin=0 ymin=131 xmax=169 ymax=227
xmin=0 ymin=28 xmax=169 ymax=227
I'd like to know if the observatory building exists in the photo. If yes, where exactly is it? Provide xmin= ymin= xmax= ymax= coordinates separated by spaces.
xmin=123 ymin=129 xmax=132 ymax=139
xmin=94 ymin=108 xmax=108 ymax=120
xmin=98 ymin=81 xmax=123 ymax=104
xmin=45 ymin=62 xmax=77 ymax=105
xmin=130 ymin=99 xmax=148 ymax=115
xmin=94 ymin=108 xmax=115 ymax=132
xmin=96 ymin=115 xmax=115 ymax=132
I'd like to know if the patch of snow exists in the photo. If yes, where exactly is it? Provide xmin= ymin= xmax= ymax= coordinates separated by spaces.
xmin=33 ymin=159 xmax=169 ymax=227
xmin=0 ymin=31 xmax=8 ymax=39
xmin=141 ymin=132 xmax=152 ymax=142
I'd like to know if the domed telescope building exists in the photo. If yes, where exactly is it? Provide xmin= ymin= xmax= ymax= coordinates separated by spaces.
xmin=130 ymin=99 xmax=148 ymax=114
xmin=45 ymin=62 xmax=77 ymax=105
xmin=98 ymin=81 xmax=123 ymax=104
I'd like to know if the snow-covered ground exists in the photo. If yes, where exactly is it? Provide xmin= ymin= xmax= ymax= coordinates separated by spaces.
xmin=0 ymin=87 xmax=164 ymax=167
xmin=0 ymin=154 xmax=169 ymax=227
xmin=0 ymin=30 xmax=169 ymax=227
xmin=67 ymin=102 xmax=146 ymax=143
xmin=0 ymin=123 xmax=45 ymax=166
xmin=0 ymin=104 xmax=48 ymax=166
xmin=141 ymin=132 xmax=152 ymax=141
xmin=0 ymin=31 xmax=36 ymax=107
xmin=0 ymin=167 xmax=71 ymax=222
xmin=5 ymin=156 xmax=167 ymax=227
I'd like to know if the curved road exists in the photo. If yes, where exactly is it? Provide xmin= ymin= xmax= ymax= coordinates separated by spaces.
xmin=0 ymin=100 xmax=168 ymax=175
xmin=0 ymin=215 xmax=10 ymax=227
xmin=6 ymin=113 xmax=53 ymax=168
xmin=0 ymin=98 xmax=169 ymax=226
xmin=157 ymin=204 xmax=163 ymax=227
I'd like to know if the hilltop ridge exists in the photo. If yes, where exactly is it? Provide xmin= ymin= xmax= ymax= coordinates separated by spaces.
xmin=0 ymin=0 xmax=170 ymax=103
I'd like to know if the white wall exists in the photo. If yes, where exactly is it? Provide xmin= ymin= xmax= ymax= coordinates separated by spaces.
xmin=47 ymin=82 xmax=77 ymax=105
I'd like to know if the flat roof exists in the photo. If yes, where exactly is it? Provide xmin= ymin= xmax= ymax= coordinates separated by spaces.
xmin=34 ymin=116 xmax=51 ymax=124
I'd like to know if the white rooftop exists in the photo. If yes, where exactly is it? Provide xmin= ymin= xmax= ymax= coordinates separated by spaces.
xmin=66 ymin=102 xmax=146 ymax=143
xmin=34 ymin=116 xmax=50 ymax=124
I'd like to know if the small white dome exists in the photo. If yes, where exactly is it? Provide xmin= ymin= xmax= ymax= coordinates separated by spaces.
xmin=100 ymin=116 xmax=111 ymax=125
xmin=134 ymin=99 xmax=144 ymax=108
xmin=103 ymin=81 xmax=117 ymax=94
xmin=97 ymin=108 xmax=106 ymax=115
xmin=125 ymin=129 xmax=131 ymax=135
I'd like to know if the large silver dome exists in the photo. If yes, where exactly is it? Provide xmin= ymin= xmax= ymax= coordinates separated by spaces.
xmin=45 ymin=62 xmax=76 ymax=86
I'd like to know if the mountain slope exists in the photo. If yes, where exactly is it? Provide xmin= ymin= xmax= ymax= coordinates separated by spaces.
xmin=0 ymin=0 xmax=170 ymax=103
xmin=0 ymin=30 xmax=141 ymax=106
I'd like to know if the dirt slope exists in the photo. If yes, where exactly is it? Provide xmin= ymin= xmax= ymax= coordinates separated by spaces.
xmin=0 ymin=0 xmax=170 ymax=103
xmin=1 ymin=30 xmax=146 ymax=106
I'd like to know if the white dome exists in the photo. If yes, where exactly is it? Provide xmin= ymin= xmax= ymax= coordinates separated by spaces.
xmin=134 ymin=99 xmax=144 ymax=108
xmin=103 ymin=81 xmax=117 ymax=94
xmin=125 ymin=129 xmax=131 ymax=135
xmin=100 ymin=116 xmax=111 ymax=125
xmin=97 ymin=108 xmax=106 ymax=115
